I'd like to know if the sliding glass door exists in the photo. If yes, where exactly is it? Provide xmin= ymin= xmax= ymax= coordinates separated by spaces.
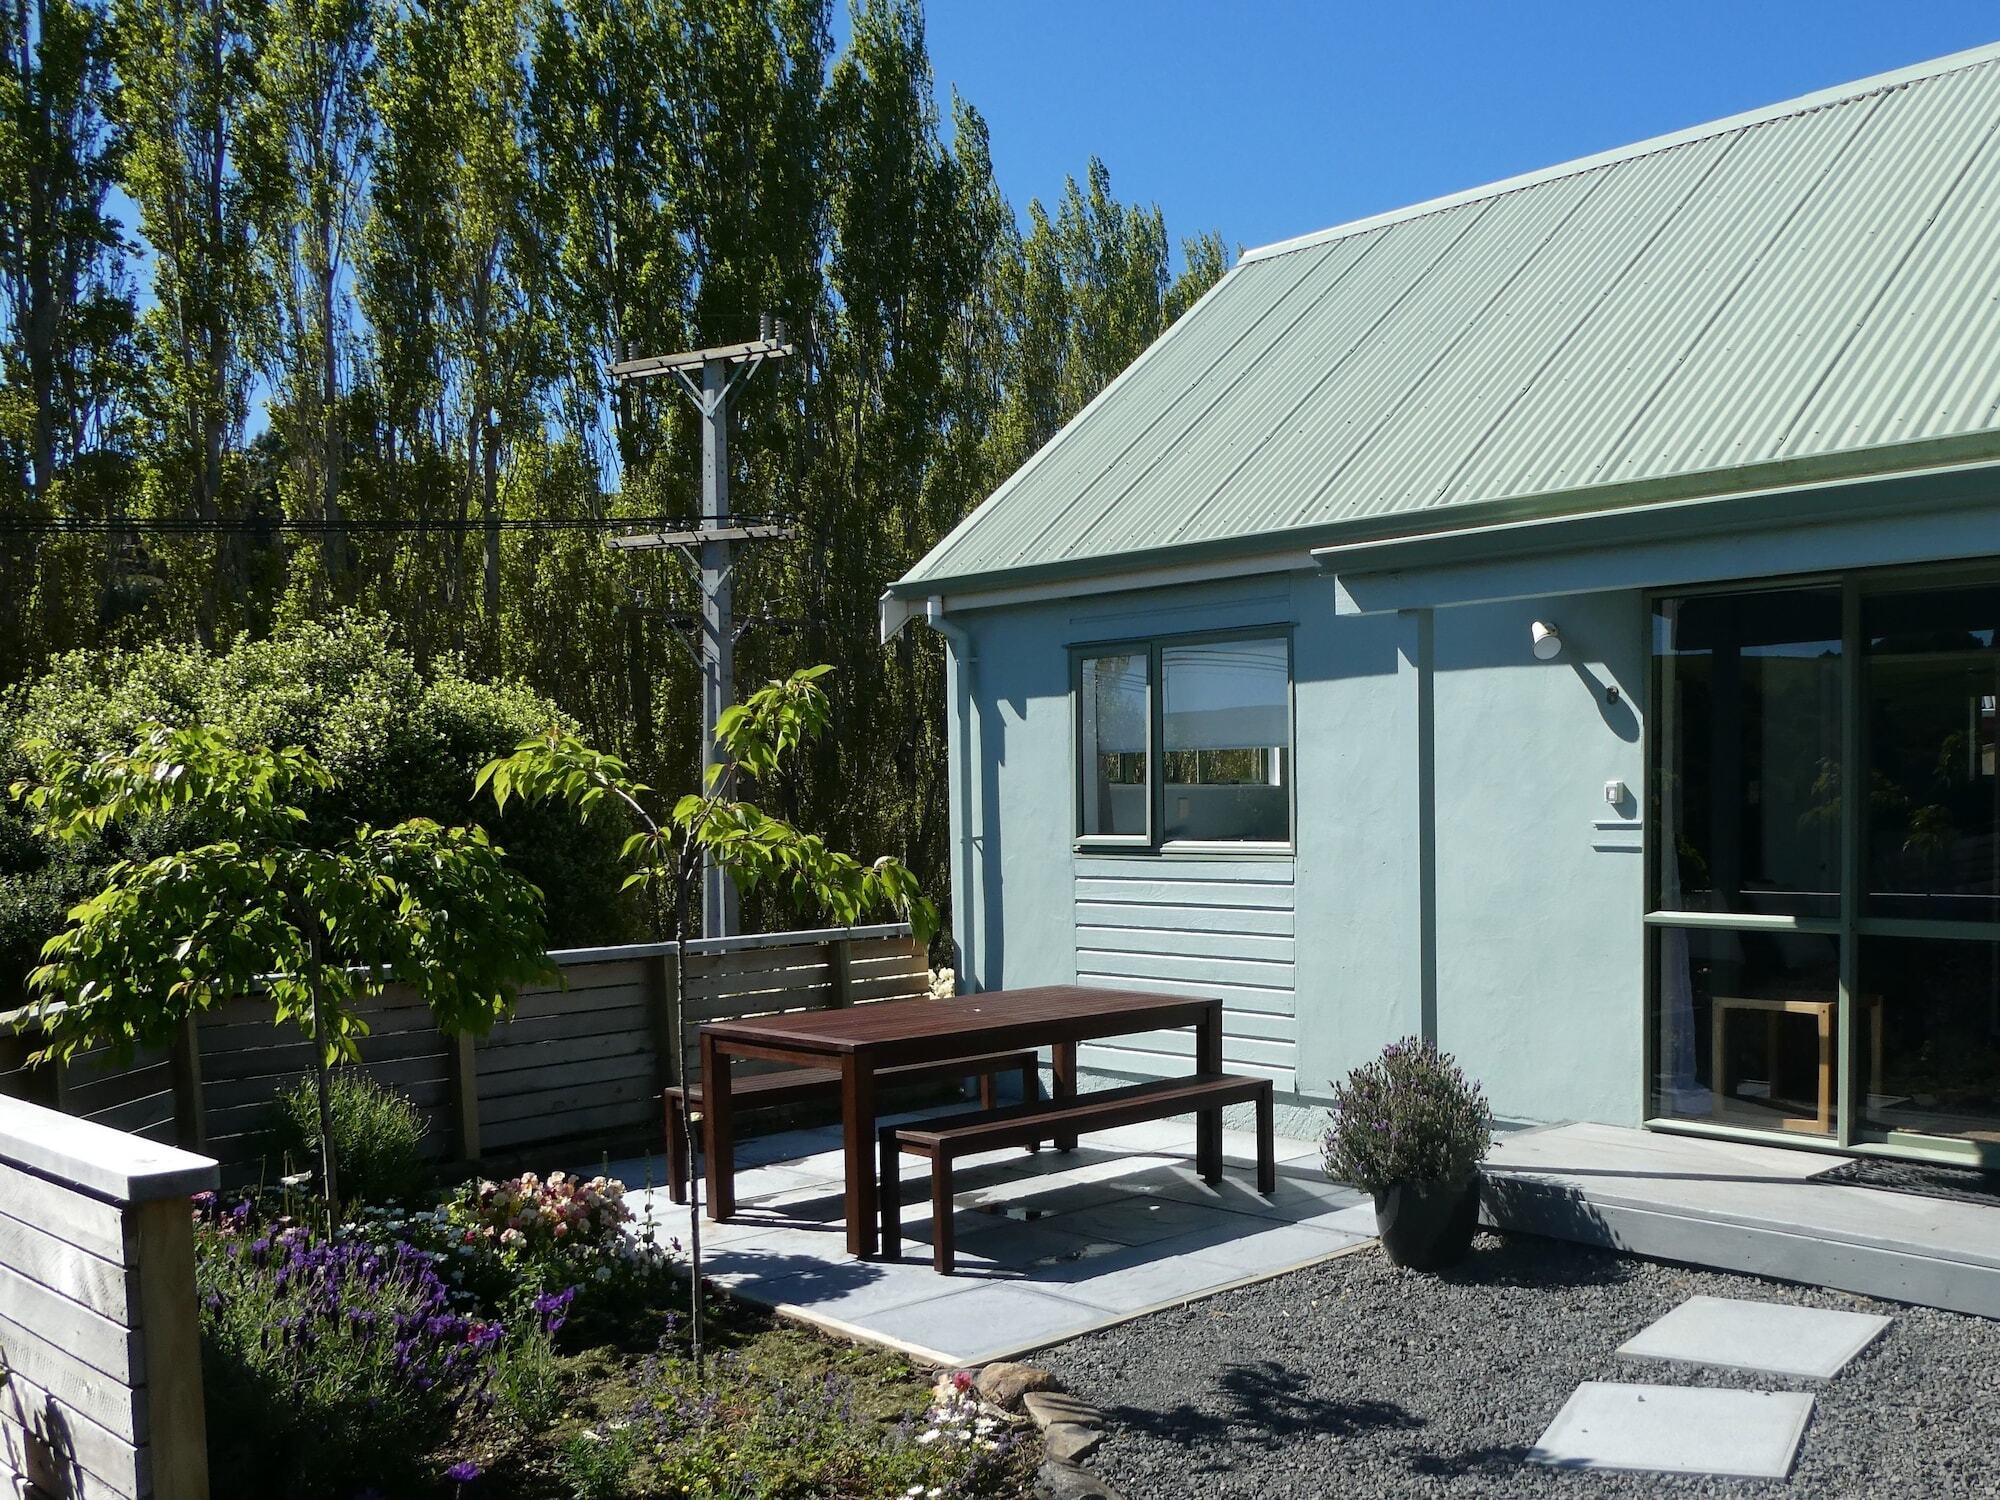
xmin=1648 ymin=566 xmax=2000 ymax=1160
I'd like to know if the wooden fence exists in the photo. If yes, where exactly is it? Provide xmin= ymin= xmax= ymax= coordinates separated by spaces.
xmin=0 ymin=1093 xmax=216 ymax=1500
xmin=0 ymin=924 xmax=930 ymax=1182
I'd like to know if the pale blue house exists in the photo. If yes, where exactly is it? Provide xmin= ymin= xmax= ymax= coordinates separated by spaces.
xmin=883 ymin=44 xmax=2000 ymax=1169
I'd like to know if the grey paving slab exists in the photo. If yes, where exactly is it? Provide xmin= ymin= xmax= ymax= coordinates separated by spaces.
xmin=1526 ymin=1383 xmax=1815 ymax=1479
xmin=615 ymin=1125 xmax=1369 ymax=1366
xmin=1618 ymin=1295 xmax=1892 ymax=1378
xmin=859 ymin=1282 xmax=1108 ymax=1364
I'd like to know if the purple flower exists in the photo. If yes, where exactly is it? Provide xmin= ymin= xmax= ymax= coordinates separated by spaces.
xmin=446 ymin=1460 xmax=482 ymax=1485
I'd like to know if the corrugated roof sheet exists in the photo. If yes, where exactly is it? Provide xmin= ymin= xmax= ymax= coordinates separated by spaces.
xmin=897 ymin=43 xmax=2000 ymax=597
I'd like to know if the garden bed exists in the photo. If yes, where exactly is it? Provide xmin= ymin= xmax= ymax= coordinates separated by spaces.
xmin=193 ymin=1164 xmax=1030 ymax=1499
xmin=1037 ymin=1232 xmax=2000 ymax=1498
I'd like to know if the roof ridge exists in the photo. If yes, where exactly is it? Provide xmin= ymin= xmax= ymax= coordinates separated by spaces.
xmin=1241 ymin=39 xmax=2000 ymax=265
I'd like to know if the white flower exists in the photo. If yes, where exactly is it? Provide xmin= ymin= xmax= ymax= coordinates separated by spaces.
xmin=915 ymin=1429 xmax=941 ymax=1446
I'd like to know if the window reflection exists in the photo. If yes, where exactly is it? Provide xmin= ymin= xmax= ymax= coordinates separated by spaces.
xmin=1864 ymin=585 xmax=2000 ymax=920
xmin=1079 ymin=652 xmax=1148 ymax=838
xmin=1859 ymin=937 xmax=2000 ymax=1144
xmin=1651 ymin=589 xmax=1842 ymax=917
xmin=1160 ymin=637 xmax=1290 ymax=843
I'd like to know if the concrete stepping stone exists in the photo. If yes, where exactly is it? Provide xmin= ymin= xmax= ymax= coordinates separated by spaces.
xmin=1527 ymin=1383 xmax=1814 ymax=1479
xmin=1618 ymin=1295 xmax=1891 ymax=1379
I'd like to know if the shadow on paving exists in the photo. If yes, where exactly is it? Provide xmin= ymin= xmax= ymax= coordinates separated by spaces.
xmin=1108 ymin=1359 xmax=1423 ymax=1458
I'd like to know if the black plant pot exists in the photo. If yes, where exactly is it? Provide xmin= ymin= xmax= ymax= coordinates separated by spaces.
xmin=1372 ymin=1175 xmax=1479 ymax=1270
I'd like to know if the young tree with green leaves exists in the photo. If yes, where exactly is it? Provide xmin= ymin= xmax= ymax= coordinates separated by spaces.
xmin=478 ymin=663 xmax=936 ymax=1362
xmin=10 ymin=722 xmax=552 ymax=1210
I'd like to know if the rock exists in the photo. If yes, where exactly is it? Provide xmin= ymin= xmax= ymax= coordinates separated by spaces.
xmin=1023 ymin=1390 xmax=1103 ymax=1429
xmin=974 ymin=1360 xmax=1059 ymax=1410
xmin=1035 ymin=1458 xmax=1123 ymax=1500
xmin=1043 ymin=1422 xmax=1104 ymax=1463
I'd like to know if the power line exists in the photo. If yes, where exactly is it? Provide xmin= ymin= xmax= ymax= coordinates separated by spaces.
xmin=0 ymin=512 xmax=792 ymax=537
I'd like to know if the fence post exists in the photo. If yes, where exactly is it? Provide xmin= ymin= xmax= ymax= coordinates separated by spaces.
xmin=0 ymin=1094 xmax=218 ymax=1500
xmin=450 ymin=1030 xmax=481 ymax=1163
xmin=827 ymin=935 xmax=854 ymax=1007
xmin=169 ymin=1012 xmax=206 ymax=1152
xmin=135 ymin=1195 xmax=210 ymax=1500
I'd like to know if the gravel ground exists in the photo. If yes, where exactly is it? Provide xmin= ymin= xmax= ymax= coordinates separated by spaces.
xmin=1036 ymin=1232 xmax=2000 ymax=1499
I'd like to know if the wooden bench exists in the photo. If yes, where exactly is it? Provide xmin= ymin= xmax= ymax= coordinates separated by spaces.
xmin=665 ymin=1050 xmax=1039 ymax=1205
xmin=878 ymin=1072 xmax=1275 ymax=1273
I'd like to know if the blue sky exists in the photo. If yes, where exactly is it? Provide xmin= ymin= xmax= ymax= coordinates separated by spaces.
xmin=907 ymin=2 xmax=2000 ymax=260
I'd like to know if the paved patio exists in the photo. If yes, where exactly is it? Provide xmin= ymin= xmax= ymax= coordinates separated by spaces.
xmin=611 ymin=1115 xmax=1375 ymax=1365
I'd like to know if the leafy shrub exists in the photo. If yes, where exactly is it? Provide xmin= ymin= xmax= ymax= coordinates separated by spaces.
xmin=1321 ymin=1036 xmax=1493 ymax=1196
xmin=0 ymin=613 xmax=635 ymax=996
xmin=272 ymin=1070 xmax=432 ymax=1207
xmin=610 ymin=1356 xmax=1021 ymax=1499
xmin=193 ymin=1206 xmax=565 ymax=1499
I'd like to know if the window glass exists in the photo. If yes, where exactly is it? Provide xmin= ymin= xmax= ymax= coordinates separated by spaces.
xmin=1160 ymin=637 xmax=1290 ymax=843
xmin=1650 ymin=589 xmax=1842 ymax=917
xmin=1863 ymin=584 xmax=2000 ymax=921
xmin=1079 ymin=652 xmax=1149 ymax=838
xmin=1651 ymin=926 xmax=1841 ymax=1136
xmin=1858 ymin=936 xmax=2000 ymax=1143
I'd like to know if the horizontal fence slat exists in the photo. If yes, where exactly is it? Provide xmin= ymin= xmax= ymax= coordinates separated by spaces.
xmin=476 ymin=1051 xmax=653 ymax=1105
xmin=477 ymin=1028 xmax=651 ymax=1078
xmin=477 ymin=1006 xmax=653 ymax=1052
xmin=502 ymin=982 xmax=647 ymax=1024
xmin=0 ymin=1307 xmax=146 ymax=1443
xmin=479 ymin=1099 xmax=653 ymax=1152
xmin=0 ymin=1204 xmax=136 ymax=1322
xmin=0 ymin=1160 xmax=130 ymax=1261
xmin=480 ymin=1072 xmax=655 ymax=1128
xmin=0 ymin=1357 xmax=147 ymax=1499
xmin=0 ymin=1259 xmax=141 ymax=1385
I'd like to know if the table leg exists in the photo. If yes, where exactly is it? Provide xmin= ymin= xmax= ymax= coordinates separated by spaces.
xmin=1196 ymin=1004 xmax=1223 ymax=1183
xmin=701 ymin=1032 xmax=735 ymax=1222
xmin=841 ymin=1054 xmax=879 ymax=1257
xmin=1051 ymin=1041 xmax=1078 ymax=1152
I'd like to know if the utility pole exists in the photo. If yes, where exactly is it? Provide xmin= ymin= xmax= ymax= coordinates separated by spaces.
xmin=609 ymin=318 xmax=793 ymax=938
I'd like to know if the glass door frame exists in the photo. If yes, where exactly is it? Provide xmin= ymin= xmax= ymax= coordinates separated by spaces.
xmin=1642 ymin=559 xmax=2000 ymax=1167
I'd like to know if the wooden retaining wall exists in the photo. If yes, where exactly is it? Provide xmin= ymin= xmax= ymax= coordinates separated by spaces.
xmin=0 ymin=925 xmax=929 ymax=1182
xmin=0 ymin=1094 xmax=216 ymax=1500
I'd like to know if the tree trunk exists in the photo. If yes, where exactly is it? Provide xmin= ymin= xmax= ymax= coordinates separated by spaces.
xmin=674 ymin=862 xmax=703 ymax=1370
xmin=304 ymin=921 xmax=341 ymax=1227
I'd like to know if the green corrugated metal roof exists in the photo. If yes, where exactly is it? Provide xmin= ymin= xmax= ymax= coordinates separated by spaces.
xmin=894 ymin=43 xmax=2000 ymax=600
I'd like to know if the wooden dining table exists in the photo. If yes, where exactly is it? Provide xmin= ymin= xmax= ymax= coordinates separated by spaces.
xmin=698 ymin=985 xmax=1224 ymax=1257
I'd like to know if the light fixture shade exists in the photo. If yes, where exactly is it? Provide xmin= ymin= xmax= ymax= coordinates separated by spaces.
xmin=1530 ymin=621 xmax=1563 ymax=660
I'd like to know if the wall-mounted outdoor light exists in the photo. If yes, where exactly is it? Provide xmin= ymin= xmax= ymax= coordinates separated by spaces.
xmin=1530 ymin=621 xmax=1563 ymax=661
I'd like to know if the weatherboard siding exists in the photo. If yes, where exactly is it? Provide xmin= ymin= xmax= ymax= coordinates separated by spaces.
xmin=1072 ymin=856 xmax=1297 ymax=1087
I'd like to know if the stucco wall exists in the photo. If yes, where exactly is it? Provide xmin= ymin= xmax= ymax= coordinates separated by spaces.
xmin=939 ymin=568 xmax=1647 ymax=1135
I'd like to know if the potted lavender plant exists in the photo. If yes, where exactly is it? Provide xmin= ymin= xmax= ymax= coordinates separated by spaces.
xmin=1322 ymin=1037 xmax=1493 ymax=1270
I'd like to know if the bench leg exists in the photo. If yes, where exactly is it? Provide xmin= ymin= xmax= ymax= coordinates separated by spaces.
xmin=978 ymin=1071 xmax=996 ymax=1110
xmin=1021 ymin=1060 xmax=1040 ymax=1153
xmin=1256 ymin=1083 xmax=1275 ymax=1196
xmin=931 ymin=1154 xmax=956 ymax=1275
xmin=879 ymin=1129 xmax=902 ymax=1259
xmin=665 ymin=1094 xmax=689 ymax=1206
xmin=1051 ymin=1042 xmax=1078 ymax=1152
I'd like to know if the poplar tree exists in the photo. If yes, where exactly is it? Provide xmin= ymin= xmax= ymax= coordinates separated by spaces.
xmin=114 ymin=0 xmax=260 ymax=638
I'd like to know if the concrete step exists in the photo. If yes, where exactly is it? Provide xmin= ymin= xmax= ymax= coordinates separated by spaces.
xmin=1479 ymin=1122 xmax=2000 ymax=1320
